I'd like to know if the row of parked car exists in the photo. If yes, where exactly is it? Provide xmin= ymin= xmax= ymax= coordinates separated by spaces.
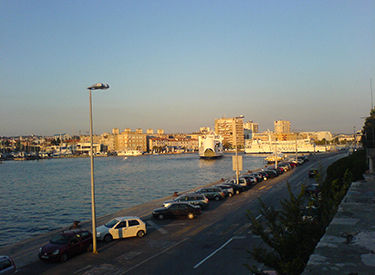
xmin=35 ymin=156 xmax=310 ymax=264
xmin=151 ymin=156 xmax=310 ymax=221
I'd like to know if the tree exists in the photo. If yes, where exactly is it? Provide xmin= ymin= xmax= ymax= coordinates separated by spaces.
xmin=361 ymin=108 xmax=375 ymax=148
xmin=245 ymin=183 xmax=323 ymax=275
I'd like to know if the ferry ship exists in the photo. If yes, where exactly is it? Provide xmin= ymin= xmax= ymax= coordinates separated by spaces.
xmin=245 ymin=138 xmax=328 ymax=154
xmin=199 ymin=134 xmax=224 ymax=159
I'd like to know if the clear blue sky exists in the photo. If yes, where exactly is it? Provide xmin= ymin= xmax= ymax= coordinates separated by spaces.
xmin=1 ymin=0 xmax=374 ymax=136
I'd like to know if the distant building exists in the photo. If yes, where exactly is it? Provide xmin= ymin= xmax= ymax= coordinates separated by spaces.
xmin=112 ymin=128 xmax=120 ymax=135
xmin=274 ymin=120 xmax=291 ymax=134
xmin=149 ymin=136 xmax=198 ymax=152
xmin=243 ymin=121 xmax=259 ymax=133
xmin=117 ymin=129 xmax=148 ymax=152
xmin=200 ymin=127 xmax=211 ymax=133
xmin=243 ymin=121 xmax=259 ymax=140
xmin=214 ymin=116 xmax=245 ymax=148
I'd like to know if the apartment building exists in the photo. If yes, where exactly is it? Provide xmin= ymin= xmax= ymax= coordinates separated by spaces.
xmin=274 ymin=120 xmax=291 ymax=134
xmin=214 ymin=115 xmax=245 ymax=148
xmin=149 ymin=136 xmax=198 ymax=152
xmin=117 ymin=128 xmax=148 ymax=152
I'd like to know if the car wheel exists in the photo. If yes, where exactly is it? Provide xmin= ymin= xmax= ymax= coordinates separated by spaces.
xmin=158 ymin=214 xmax=164 ymax=220
xmin=87 ymin=243 xmax=93 ymax=252
xmin=228 ymin=192 xmax=233 ymax=197
xmin=61 ymin=253 xmax=68 ymax=263
xmin=104 ymin=234 xmax=113 ymax=243
xmin=235 ymin=190 xmax=240 ymax=195
xmin=187 ymin=212 xmax=195 ymax=219
xmin=137 ymin=230 xmax=145 ymax=238
xmin=214 ymin=196 xmax=220 ymax=201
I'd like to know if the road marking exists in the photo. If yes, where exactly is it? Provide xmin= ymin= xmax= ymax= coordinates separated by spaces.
xmin=172 ymin=225 xmax=194 ymax=236
xmin=187 ymin=224 xmax=209 ymax=236
xmin=116 ymin=251 xmax=141 ymax=261
xmin=259 ymin=186 xmax=266 ymax=190
xmin=219 ymin=223 xmax=239 ymax=235
xmin=146 ymin=220 xmax=168 ymax=235
xmin=194 ymin=236 xmax=246 ymax=269
xmin=122 ymin=238 xmax=189 ymax=274
xmin=234 ymin=223 xmax=252 ymax=235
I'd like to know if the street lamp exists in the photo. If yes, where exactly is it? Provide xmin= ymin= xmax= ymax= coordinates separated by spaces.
xmin=87 ymin=83 xmax=110 ymax=254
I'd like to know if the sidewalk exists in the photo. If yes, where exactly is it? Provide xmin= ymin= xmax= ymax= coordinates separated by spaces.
xmin=302 ymin=174 xmax=375 ymax=275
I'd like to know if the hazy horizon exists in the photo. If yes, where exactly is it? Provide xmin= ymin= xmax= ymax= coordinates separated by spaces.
xmin=1 ymin=1 xmax=374 ymax=136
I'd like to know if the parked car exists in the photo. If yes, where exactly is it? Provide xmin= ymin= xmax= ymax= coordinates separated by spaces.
xmin=225 ymin=178 xmax=251 ymax=190
xmin=240 ymin=175 xmax=257 ymax=185
xmin=304 ymin=184 xmax=320 ymax=196
xmin=163 ymin=193 xmax=209 ymax=208
xmin=301 ymin=206 xmax=320 ymax=223
xmin=38 ymin=229 xmax=93 ymax=262
xmin=257 ymin=171 xmax=270 ymax=180
xmin=96 ymin=216 xmax=146 ymax=242
xmin=278 ymin=162 xmax=291 ymax=171
xmin=215 ymin=184 xmax=234 ymax=197
xmin=250 ymin=173 xmax=263 ymax=183
xmin=195 ymin=187 xmax=225 ymax=200
xmin=308 ymin=168 xmax=318 ymax=177
xmin=153 ymin=202 xmax=201 ymax=220
xmin=263 ymin=169 xmax=278 ymax=178
xmin=224 ymin=182 xmax=246 ymax=194
xmin=0 ymin=256 xmax=16 ymax=275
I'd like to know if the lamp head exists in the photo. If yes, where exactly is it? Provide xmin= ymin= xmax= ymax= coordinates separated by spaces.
xmin=87 ymin=83 xmax=110 ymax=90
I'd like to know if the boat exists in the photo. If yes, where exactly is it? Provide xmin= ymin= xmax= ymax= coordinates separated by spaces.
xmin=265 ymin=153 xmax=285 ymax=164
xmin=117 ymin=149 xmax=143 ymax=157
xmin=198 ymin=133 xmax=224 ymax=159
xmin=245 ymin=138 xmax=328 ymax=154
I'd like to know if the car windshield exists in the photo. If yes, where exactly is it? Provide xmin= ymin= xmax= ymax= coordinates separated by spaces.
xmin=105 ymin=219 xmax=119 ymax=228
xmin=50 ymin=234 xmax=71 ymax=245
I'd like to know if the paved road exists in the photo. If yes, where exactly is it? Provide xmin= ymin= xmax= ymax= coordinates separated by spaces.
xmin=14 ymin=152 xmax=346 ymax=275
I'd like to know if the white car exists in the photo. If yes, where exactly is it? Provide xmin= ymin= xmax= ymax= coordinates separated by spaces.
xmin=96 ymin=216 xmax=146 ymax=242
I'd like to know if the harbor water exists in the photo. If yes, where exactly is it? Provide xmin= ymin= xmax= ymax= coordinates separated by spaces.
xmin=0 ymin=153 xmax=265 ymax=247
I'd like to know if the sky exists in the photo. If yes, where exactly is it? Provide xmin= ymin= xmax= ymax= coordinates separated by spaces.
xmin=1 ymin=0 xmax=374 ymax=137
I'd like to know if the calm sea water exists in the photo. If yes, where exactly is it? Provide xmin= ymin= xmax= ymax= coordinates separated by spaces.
xmin=0 ymin=153 xmax=265 ymax=247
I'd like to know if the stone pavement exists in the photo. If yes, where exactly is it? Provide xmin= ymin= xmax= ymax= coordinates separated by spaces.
xmin=302 ymin=174 xmax=375 ymax=275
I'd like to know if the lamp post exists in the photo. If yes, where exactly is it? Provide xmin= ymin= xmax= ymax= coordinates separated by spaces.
xmin=87 ymin=83 xmax=109 ymax=254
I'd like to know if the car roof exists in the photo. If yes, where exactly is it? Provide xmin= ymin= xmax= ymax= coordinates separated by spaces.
xmin=169 ymin=202 xmax=192 ymax=206
xmin=60 ymin=229 xmax=90 ymax=235
xmin=183 ymin=193 xmax=204 ymax=196
xmin=114 ymin=216 xmax=141 ymax=221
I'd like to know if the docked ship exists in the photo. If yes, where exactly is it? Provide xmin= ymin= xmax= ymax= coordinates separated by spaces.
xmin=199 ymin=134 xmax=224 ymax=159
xmin=117 ymin=149 xmax=143 ymax=156
xmin=265 ymin=153 xmax=285 ymax=163
xmin=245 ymin=138 xmax=328 ymax=154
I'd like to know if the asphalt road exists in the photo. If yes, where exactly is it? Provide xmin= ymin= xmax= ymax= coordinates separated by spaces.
xmin=16 ymin=152 xmax=346 ymax=275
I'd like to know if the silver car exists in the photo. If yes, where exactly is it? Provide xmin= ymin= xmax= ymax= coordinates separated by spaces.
xmin=163 ymin=193 xmax=209 ymax=208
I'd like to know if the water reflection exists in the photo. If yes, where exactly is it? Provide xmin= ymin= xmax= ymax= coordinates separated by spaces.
xmin=0 ymin=153 xmax=265 ymax=247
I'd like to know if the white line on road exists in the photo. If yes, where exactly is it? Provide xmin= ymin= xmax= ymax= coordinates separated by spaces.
xmin=194 ymin=236 xmax=246 ymax=269
xmin=146 ymin=220 xmax=168 ymax=235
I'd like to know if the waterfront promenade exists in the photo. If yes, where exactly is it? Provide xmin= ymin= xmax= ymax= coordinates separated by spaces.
xmin=0 ymin=177 xmax=224 ymax=271
xmin=2 ymin=153 xmax=374 ymax=274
